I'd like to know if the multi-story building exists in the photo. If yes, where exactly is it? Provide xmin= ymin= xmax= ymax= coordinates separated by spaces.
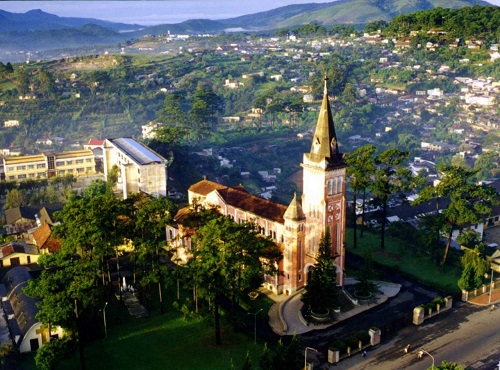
xmin=102 ymin=137 xmax=167 ymax=199
xmin=3 ymin=150 xmax=96 ymax=181
xmin=168 ymin=77 xmax=347 ymax=295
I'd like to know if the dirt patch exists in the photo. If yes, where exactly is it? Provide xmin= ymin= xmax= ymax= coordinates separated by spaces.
xmin=52 ymin=55 xmax=120 ymax=73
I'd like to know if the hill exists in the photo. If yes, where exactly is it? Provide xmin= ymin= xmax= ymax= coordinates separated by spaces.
xmin=0 ymin=9 xmax=143 ymax=33
xmin=218 ymin=0 xmax=493 ymax=29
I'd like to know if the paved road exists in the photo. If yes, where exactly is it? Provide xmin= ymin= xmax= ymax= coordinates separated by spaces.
xmin=299 ymin=254 xmax=444 ymax=354
xmin=334 ymin=303 xmax=500 ymax=370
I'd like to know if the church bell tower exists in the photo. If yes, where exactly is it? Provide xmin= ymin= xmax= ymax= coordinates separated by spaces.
xmin=301 ymin=76 xmax=347 ymax=286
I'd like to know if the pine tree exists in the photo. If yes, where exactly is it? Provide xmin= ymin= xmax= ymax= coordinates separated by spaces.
xmin=302 ymin=228 xmax=339 ymax=314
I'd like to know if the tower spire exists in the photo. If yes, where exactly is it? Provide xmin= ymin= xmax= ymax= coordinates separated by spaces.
xmin=308 ymin=75 xmax=340 ymax=163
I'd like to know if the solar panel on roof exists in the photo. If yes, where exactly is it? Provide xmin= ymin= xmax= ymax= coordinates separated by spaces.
xmin=111 ymin=138 xmax=163 ymax=165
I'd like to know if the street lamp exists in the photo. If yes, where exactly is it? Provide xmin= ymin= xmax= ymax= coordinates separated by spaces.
xmin=489 ymin=267 xmax=495 ymax=304
xmin=304 ymin=347 xmax=319 ymax=370
xmin=418 ymin=349 xmax=435 ymax=369
xmin=101 ymin=302 xmax=108 ymax=339
xmin=247 ymin=308 xmax=262 ymax=345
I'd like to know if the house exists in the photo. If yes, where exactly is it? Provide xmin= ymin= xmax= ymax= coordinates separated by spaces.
xmin=4 ymin=120 xmax=19 ymax=128
xmin=0 ymin=242 xmax=39 ymax=268
xmin=0 ymin=266 xmax=64 ymax=353
xmin=4 ymin=204 xmax=63 ymax=236
xmin=103 ymin=137 xmax=168 ymax=199
xmin=83 ymin=139 xmax=105 ymax=150
xmin=167 ymin=77 xmax=347 ymax=296
xmin=141 ymin=122 xmax=161 ymax=139
xmin=32 ymin=224 xmax=61 ymax=254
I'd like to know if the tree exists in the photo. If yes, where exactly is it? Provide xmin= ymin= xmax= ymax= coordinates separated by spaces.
xmin=474 ymin=151 xmax=500 ymax=181
xmin=25 ymin=252 xmax=100 ymax=370
xmin=15 ymin=69 xmax=30 ymax=95
xmin=364 ymin=20 xmax=388 ymax=33
xmin=345 ymin=144 xmax=377 ymax=246
xmin=132 ymin=194 xmax=176 ymax=313
xmin=158 ymin=93 xmax=188 ymax=129
xmin=187 ymin=213 xmax=281 ymax=345
xmin=25 ymin=253 xmax=100 ymax=329
xmin=3 ymin=188 xmax=28 ymax=210
xmin=37 ymin=70 xmax=56 ymax=98
xmin=189 ymin=85 xmax=223 ymax=142
xmin=259 ymin=337 xmax=301 ymax=370
xmin=34 ymin=337 xmax=75 ymax=370
xmin=302 ymin=229 xmax=339 ymax=314
xmin=372 ymin=148 xmax=416 ymax=249
xmin=355 ymin=248 xmax=377 ymax=296
xmin=434 ymin=360 xmax=465 ymax=369
xmin=414 ymin=166 xmax=499 ymax=269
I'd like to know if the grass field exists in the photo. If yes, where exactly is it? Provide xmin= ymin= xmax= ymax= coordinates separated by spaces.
xmin=15 ymin=288 xmax=274 ymax=370
xmin=345 ymin=227 xmax=462 ymax=293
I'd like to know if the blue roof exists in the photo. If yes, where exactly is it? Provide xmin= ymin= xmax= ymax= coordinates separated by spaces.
xmin=109 ymin=138 xmax=165 ymax=166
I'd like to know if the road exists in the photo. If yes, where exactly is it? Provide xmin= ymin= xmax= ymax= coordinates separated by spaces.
xmin=334 ymin=303 xmax=500 ymax=370
xmin=300 ymin=253 xmax=444 ymax=353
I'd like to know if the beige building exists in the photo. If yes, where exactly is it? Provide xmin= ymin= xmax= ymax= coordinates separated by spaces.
xmin=169 ymin=77 xmax=347 ymax=295
xmin=0 ymin=242 xmax=40 ymax=268
xmin=3 ymin=150 xmax=96 ymax=181
xmin=103 ymin=138 xmax=167 ymax=199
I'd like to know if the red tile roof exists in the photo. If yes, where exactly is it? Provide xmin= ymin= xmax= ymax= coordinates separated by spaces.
xmin=189 ymin=180 xmax=287 ymax=224
xmin=32 ymin=224 xmax=61 ymax=253
xmin=216 ymin=186 xmax=287 ymax=224
xmin=87 ymin=138 xmax=105 ymax=146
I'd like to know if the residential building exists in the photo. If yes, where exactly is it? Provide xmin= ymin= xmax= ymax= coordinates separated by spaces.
xmin=0 ymin=242 xmax=40 ymax=268
xmin=168 ymin=77 xmax=347 ymax=295
xmin=103 ymin=137 xmax=167 ymax=199
xmin=0 ymin=266 xmax=64 ymax=353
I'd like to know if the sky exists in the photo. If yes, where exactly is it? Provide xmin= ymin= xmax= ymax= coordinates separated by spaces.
xmin=1 ymin=0 xmax=498 ymax=26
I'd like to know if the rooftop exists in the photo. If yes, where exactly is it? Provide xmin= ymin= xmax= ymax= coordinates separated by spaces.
xmin=107 ymin=138 xmax=166 ymax=166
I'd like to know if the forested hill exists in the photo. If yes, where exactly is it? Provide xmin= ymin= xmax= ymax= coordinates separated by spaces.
xmin=385 ymin=5 xmax=500 ymax=40
xmin=218 ymin=0 xmax=493 ymax=29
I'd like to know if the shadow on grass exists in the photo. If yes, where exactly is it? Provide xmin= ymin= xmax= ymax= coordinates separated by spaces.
xmin=346 ymin=227 xmax=461 ymax=294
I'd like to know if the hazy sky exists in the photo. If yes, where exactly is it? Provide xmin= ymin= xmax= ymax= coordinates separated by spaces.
xmin=1 ymin=0 xmax=498 ymax=26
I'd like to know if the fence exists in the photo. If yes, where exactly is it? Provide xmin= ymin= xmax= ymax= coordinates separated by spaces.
xmin=462 ymin=276 xmax=500 ymax=302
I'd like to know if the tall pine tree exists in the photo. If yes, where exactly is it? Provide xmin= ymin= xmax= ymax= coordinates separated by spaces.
xmin=302 ymin=228 xmax=339 ymax=314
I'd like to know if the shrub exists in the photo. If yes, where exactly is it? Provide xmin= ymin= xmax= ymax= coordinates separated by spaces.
xmin=329 ymin=339 xmax=347 ymax=354
xmin=344 ymin=335 xmax=359 ymax=349
xmin=355 ymin=331 xmax=370 ymax=345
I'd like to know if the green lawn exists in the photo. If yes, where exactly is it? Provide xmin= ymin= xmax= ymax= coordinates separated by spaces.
xmin=345 ymin=227 xmax=462 ymax=294
xmin=20 ymin=289 xmax=274 ymax=370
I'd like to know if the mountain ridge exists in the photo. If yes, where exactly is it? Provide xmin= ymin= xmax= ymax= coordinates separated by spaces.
xmin=0 ymin=0 xmax=495 ymax=53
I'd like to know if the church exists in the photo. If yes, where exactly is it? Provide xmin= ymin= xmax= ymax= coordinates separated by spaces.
xmin=168 ymin=77 xmax=347 ymax=296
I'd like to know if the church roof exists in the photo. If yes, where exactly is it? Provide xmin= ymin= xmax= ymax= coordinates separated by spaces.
xmin=284 ymin=193 xmax=306 ymax=221
xmin=189 ymin=179 xmax=287 ymax=224
xmin=216 ymin=186 xmax=288 ymax=224
xmin=307 ymin=76 xmax=345 ymax=168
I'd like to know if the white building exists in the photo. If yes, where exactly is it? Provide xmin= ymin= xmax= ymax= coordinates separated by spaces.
xmin=103 ymin=138 xmax=167 ymax=199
